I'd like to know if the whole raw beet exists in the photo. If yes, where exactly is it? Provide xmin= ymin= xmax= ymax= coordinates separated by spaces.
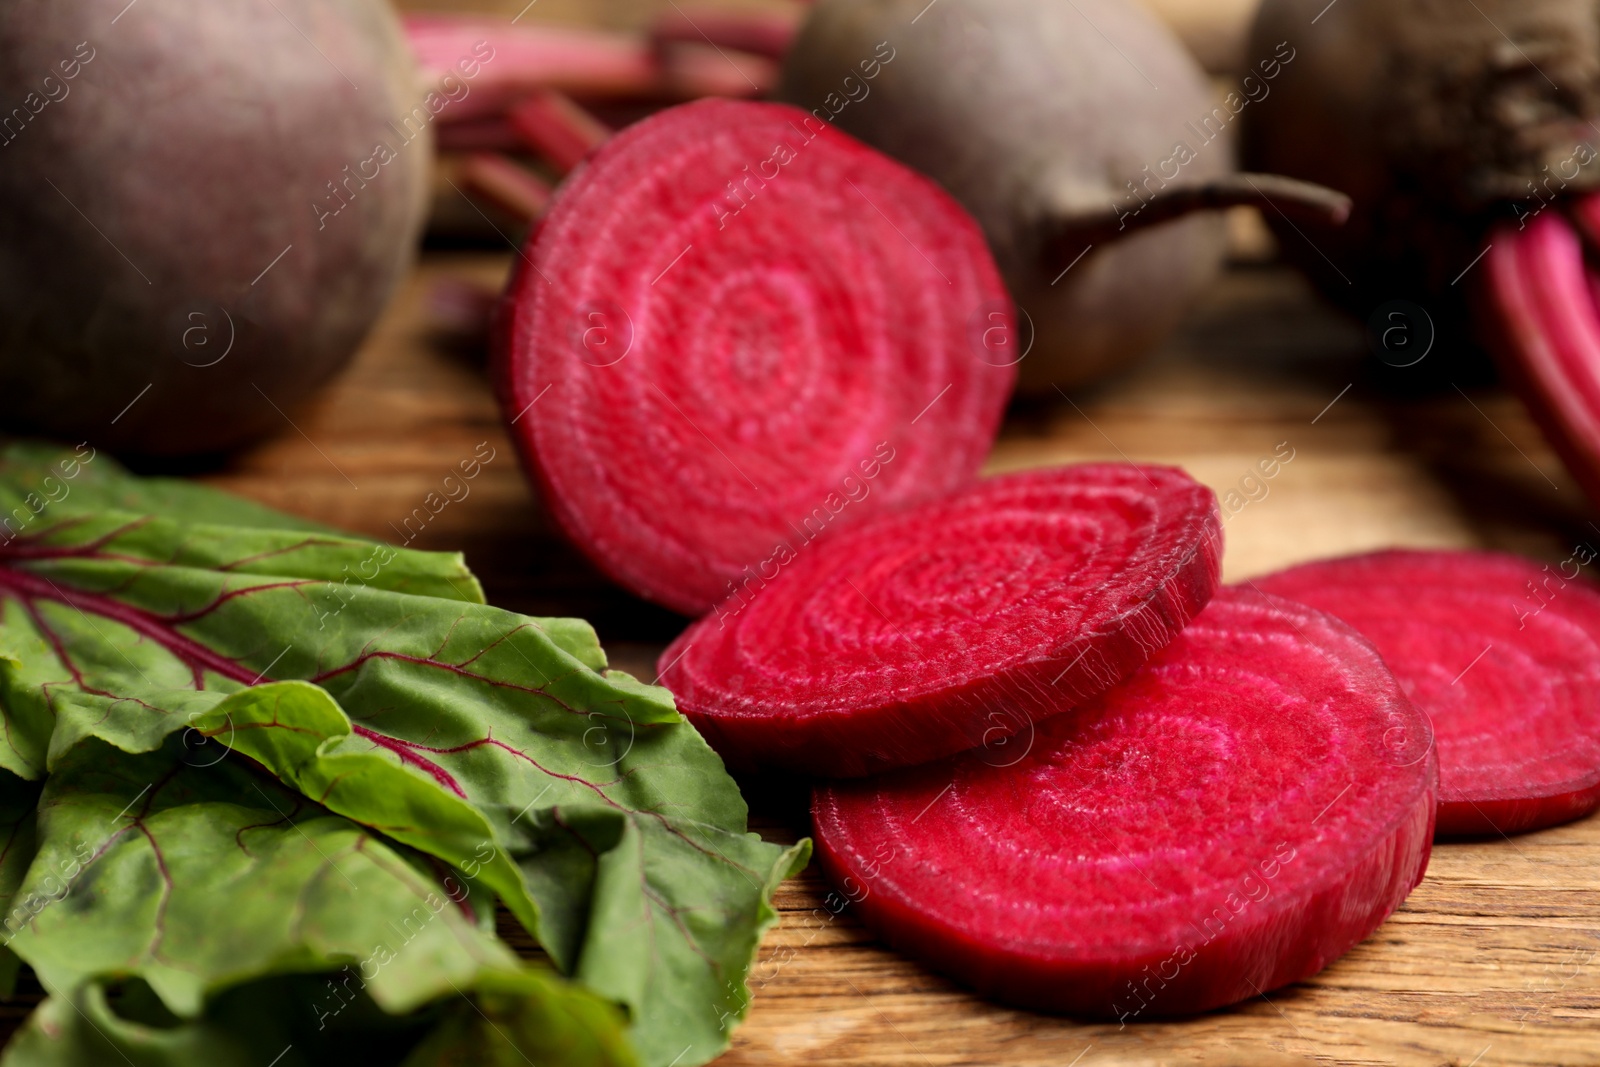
xmin=778 ymin=0 xmax=1230 ymax=391
xmin=0 ymin=0 xmax=431 ymax=456
xmin=1242 ymin=0 xmax=1600 ymax=312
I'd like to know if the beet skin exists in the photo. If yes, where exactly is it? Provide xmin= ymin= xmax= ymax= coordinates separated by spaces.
xmin=0 ymin=0 xmax=434 ymax=456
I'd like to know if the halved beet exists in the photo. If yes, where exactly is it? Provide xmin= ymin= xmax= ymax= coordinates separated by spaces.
xmin=812 ymin=587 xmax=1437 ymax=1016
xmin=657 ymin=464 xmax=1222 ymax=777
xmin=1256 ymin=549 xmax=1600 ymax=837
xmin=496 ymin=98 xmax=1017 ymax=616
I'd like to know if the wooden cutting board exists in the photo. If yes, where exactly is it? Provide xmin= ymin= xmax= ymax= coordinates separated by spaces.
xmin=187 ymin=244 xmax=1600 ymax=1066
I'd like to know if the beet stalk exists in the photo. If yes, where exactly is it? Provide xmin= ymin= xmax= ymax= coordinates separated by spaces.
xmin=404 ymin=16 xmax=776 ymax=126
xmin=507 ymin=90 xmax=613 ymax=175
xmin=457 ymin=153 xmax=556 ymax=223
xmin=405 ymin=15 xmax=663 ymax=114
xmin=650 ymin=5 xmax=804 ymax=61
xmin=1483 ymin=202 xmax=1600 ymax=504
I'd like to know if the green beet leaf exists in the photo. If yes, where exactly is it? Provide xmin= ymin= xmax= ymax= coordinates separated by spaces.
xmin=0 ymin=740 xmax=632 ymax=1067
xmin=5 ymin=969 xmax=631 ymax=1067
xmin=0 ymin=443 xmax=807 ymax=1067
xmin=0 ymin=441 xmax=333 ymax=536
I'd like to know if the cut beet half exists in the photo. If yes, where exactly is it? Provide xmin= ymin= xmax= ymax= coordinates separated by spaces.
xmin=657 ymin=463 xmax=1223 ymax=777
xmin=497 ymin=98 xmax=1017 ymax=616
xmin=812 ymin=587 xmax=1437 ymax=1017
xmin=1255 ymin=549 xmax=1600 ymax=837
xmin=1481 ymin=198 xmax=1600 ymax=507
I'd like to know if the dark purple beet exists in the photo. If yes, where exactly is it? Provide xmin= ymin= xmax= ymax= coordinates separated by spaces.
xmin=1241 ymin=0 xmax=1600 ymax=312
xmin=0 ymin=0 xmax=432 ymax=456
xmin=1242 ymin=0 xmax=1600 ymax=509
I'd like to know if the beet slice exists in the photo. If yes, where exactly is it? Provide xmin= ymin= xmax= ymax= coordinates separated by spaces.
xmin=496 ymin=98 xmax=1017 ymax=616
xmin=812 ymin=587 xmax=1437 ymax=1016
xmin=1256 ymin=549 xmax=1600 ymax=837
xmin=657 ymin=464 xmax=1222 ymax=777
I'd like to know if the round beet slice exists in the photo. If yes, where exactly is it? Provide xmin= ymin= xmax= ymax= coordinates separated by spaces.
xmin=1256 ymin=549 xmax=1600 ymax=837
xmin=496 ymin=98 xmax=1017 ymax=616
xmin=657 ymin=463 xmax=1222 ymax=777
xmin=812 ymin=587 xmax=1437 ymax=1017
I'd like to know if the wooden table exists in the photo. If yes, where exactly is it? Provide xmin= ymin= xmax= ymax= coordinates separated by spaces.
xmin=190 ymin=237 xmax=1600 ymax=1066
xmin=207 ymin=2 xmax=1599 ymax=1060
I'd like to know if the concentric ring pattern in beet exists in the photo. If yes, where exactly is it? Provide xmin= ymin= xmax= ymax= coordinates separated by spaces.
xmin=812 ymin=587 xmax=1438 ymax=1016
xmin=657 ymin=463 xmax=1223 ymax=776
xmin=1256 ymin=549 xmax=1600 ymax=837
xmin=496 ymin=98 xmax=1018 ymax=616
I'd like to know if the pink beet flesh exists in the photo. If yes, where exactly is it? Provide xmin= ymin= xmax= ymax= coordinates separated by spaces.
xmin=812 ymin=587 xmax=1437 ymax=1016
xmin=658 ymin=464 xmax=1222 ymax=776
xmin=1257 ymin=549 xmax=1600 ymax=837
xmin=497 ymin=98 xmax=1017 ymax=616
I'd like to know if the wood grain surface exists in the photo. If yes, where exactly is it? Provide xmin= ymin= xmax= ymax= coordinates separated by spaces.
xmin=175 ymin=242 xmax=1600 ymax=1066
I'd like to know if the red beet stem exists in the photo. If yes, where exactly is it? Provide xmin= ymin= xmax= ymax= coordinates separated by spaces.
xmin=1483 ymin=201 xmax=1600 ymax=506
xmin=405 ymin=16 xmax=658 ymax=111
xmin=1568 ymin=195 xmax=1600 ymax=248
xmin=404 ymin=15 xmax=770 ymax=126
xmin=650 ymin=5 xmax=802 ymax=60
xmin=657 ymin=40 xmax=779 ymax=98
xmin=436 ymin=116 xmax=523 ymax=153
xmin=508 ymin=91 xmax=613 ymax=175
xmin=458 ymin=153 xmax=555 ymax=223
